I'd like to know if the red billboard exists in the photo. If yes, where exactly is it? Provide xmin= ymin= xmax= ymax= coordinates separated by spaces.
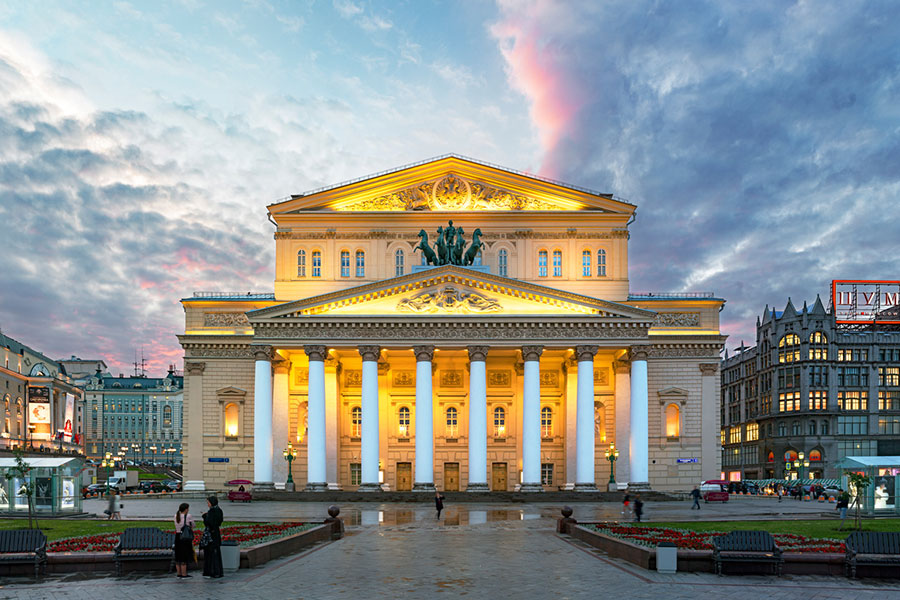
xmin=832 ymin=280 xmax=900 ymax=324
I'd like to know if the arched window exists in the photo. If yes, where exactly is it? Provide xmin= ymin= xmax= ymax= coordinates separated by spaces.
xmin=163 ymin=405 xmax=173 ymax=427
xmin=224 ymin=403 xmax=239 ymax=437
xmin=398 ymin=406 xmax=410 ymax=437
xmin=778 ymin=334 xmax=800 ymax=363
xmin=597 ymin=249 xmax=607 ymax=276
xmin=493 ymin=406 xmax=506 ymax=437
xmin=297 ymin=249 xmax=306 ymax=277
xmin=541 ymin=406 xmax=553 ymax=437
xmin=809 ymin=331 xmax=827 ymax=360
xmin=498 ymin=249 xmax=508 ymax=277
xmin=808 ymin=420 xmax=816 ymax=435
xmin=312 ymin=250 xmax=322 ymax=277
xmin=665 ymin=404 xmax=681 ymax=438
xmin=355 ymin=250 xmax=365 ymax=277
xmin=395 ymin=249 xmax=405 ymax=277
xmin=537 ymin=250 xmax=548 ymax=277
xmin=446 ymin=407 xmax=458 ymax=437
xmin=552 ymin=249 xmax=562 ymax=277
xmin=767 ymin=451 xmax=775 ymax=463
xmin=582 ymin=250 xmax=591 ymax=277
xmin=784 ymin=449 xmax=798 ymax=462
xmin=821 ymin=420 xmax=829 ymax=435
xmin=351 ymin=406 xmax=362 ymax=437
xmin=809 ymin=449 xmax=822 ymax=462
xmin=340 ymin=250 xmax=350 ymax=277
xmin=791 ymin=421 xmax=801 ymax=435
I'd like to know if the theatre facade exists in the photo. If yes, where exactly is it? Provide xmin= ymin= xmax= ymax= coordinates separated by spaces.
xmin=178 ymin=155 xmax=725 ymax=492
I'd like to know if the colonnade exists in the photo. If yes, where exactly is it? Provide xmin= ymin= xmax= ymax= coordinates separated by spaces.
xmin=252 ymin=344 xmax=650 ymax=491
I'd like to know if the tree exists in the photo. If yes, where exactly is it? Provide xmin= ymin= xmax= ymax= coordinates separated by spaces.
xmin=4 ymin=448 xmax=38 ymax=529
xmin=848 ymin=472 xmax=872 ymax=532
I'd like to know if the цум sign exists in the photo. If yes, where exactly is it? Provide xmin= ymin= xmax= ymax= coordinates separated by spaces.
xmin=676 ymin=458 xmax=698 ymax=464
xmin=832 ymin=280 xmax=900 ymax=325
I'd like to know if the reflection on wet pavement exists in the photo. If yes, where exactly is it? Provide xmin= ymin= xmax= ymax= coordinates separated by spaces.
xmin=341 ymin=506 xmax=552 ymax=527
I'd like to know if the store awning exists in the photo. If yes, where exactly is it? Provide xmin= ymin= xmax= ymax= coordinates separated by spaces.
xmin=834 ymin=456 xmax=900 ymax=470
xmin=0 ymin=457 xmax=82 ymax=468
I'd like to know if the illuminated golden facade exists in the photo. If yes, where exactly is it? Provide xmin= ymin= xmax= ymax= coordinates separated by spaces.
xmin=179 ymin=155 xmax=725 ymax=492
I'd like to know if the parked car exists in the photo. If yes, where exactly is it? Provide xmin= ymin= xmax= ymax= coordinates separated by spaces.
xmin=700 ymin=480 xmax=729 ymax=502
xmin=163 ymin=479 xmax=182 ymax=492
xmin=83 ymin=483 xmax=108 ymax=497
xmin=139 ymin=480 xmax=166 ymax=493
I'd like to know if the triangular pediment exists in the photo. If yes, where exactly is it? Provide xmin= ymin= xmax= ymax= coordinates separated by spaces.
xmin=269 ymin=155 xmax=635 ymax=215
xmin=247 ymin=266 xmax=655 ymax=321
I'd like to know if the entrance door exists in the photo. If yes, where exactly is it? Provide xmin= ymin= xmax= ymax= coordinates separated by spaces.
xmin=396 ymin=462 xmax=412 ymax=491
xmin=444 ymin=463 xmax=459 ymax=492
xmin=491 ymin=463 xmax=507 ymax=491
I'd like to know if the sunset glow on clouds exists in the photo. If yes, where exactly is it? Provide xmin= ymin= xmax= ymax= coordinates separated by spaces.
xmin=1 ymin=1 xmax=899 ymax=373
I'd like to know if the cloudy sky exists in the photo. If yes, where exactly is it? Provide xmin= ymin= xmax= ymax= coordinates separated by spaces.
xmin=1 ymin=1 xmax=898 ymax=375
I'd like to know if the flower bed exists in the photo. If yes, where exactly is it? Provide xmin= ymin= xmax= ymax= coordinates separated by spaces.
xmin=48 ymin=522 xmax=315 ymax=553
xmin=585 ymin=524 xmax=845 ymax=553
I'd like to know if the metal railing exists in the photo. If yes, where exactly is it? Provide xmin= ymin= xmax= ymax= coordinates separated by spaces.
xmin=192 ymin=292 xmax=275 ymax=299
xmin=629 ymin=292 xmax=716 ymax=299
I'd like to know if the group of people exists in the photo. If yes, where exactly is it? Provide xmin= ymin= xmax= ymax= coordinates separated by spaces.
xmin=621 ymin=493 xmax=644 ymax=521
xmin=173 ymin=496 xmax=225 ymax=579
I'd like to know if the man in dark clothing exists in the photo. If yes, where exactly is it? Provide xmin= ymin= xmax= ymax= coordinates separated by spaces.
xmin=202 ymin=496 xmax=224 ymax=578
xmin=633 ymin=494 xmax=644 ymax=523
xmin=690 ymin=486 xmax=701 ymax=509
xmin=434 ymin=490 xmax=445 ymax=519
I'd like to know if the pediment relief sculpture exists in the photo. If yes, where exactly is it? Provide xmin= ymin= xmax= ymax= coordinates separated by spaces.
xmin=396 ymin=285 xmax=501 ymax=314
xmin=336 ymin=173 xmax=567 ymax=212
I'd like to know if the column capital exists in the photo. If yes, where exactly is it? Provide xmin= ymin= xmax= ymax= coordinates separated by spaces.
xmin=253 ymin=346 xmax=274 ymax=362
xmin=378 ymin=360 xmax=390 ymax=375
xmin=699 ymin=363 xmax=719 ymax=376
xmin=358 ymin=345 xmax=381 ymax=362
xmin=413 ymin=345 xmax=435 ymax=362
xmin=304 ymin=345 xmax=328 ymax=362
xmin=467 ymin=345 xmax=490 ymax=362
xmin=629 ymin=347 xmax=650 ymax=362
xmin=574 ymin=345 xmax=599 ymax=362
xmin=272 ymin=359 xmax=290 ymax=374
xmin=521 ymin=345 xmax=544 ymax=362
xmin=613 ymin=359 xmax=631 ymax=374
xmin=184 ymin=361 xmax=206 ymax=376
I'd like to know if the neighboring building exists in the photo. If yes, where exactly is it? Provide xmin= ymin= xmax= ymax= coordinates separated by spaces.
xmin=82 ymin=368 xmax=184 ymax=463
xmin=58 ymin=356 xmax=108 ymax=386
xmin=0 ymin=332 xmax=85 ymax=455
xmin=179 ymin=155 xmax=726 ymax=492
xmin=721 ymin=295 xmax=900 ymax=482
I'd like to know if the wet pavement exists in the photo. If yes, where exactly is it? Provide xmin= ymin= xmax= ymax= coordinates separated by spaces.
xmin=2 ymin=497 xmax=896 ymax=599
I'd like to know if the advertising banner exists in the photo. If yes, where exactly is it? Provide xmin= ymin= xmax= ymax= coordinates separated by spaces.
xmin=64 ymin=393 xmax=75 ymax=441
xmin=27 ymin=387 xmax=51 ymax=426
xmin=832 ymin=280 xmax=900 ymax=324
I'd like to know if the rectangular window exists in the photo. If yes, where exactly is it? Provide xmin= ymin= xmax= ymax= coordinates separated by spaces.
xmin=746 ymin=422 xmax=759 ymax=441
xmin=552 ymin=250 xmax=562 ymax=277
xmin=778 ymin=392 xmax=800 ymax=412
xmin=538 ymin=251 xmax=548 ymax=277
xmin=837 ymin=415 xmax=868 ymax=435
xmin=878 ymin=417 xmax=900 ymax=434
xmin=808 ymin=390 xmax=827 ymax=410
xmin=879 ymin=391 xmax=900 ymax=411
xmin=340 ymin=251 xmax=350 ymax=277
xmin=541 ymin=463 xmax=554 ymax=486
xmin=838 ymin=367 xmax=868 ymax=387
xmin=838 ymin=390 xmax=868 ymax=411
xmin=760 ymin=394 xmax=771 ymax=414
xmin=729 ymin=427 xmax=741 ymax=444
xmin=355 ymin=250 xmax=365 ymax=277
xmin=312 ymin=251 xmax=321 ymax=277
xmin=778 ymin=367 xmax=801 ymax=390
xmin=350 ymin=463 xmax=361 ymax=486
xmin=582 ymin=250 xmax=591 ymax=277
xmin=878 ymin=349 xmax=900 ymax=361
xmin=720 ymin=429 xmax=725 ymax=444
xmin=498 ymin=250 xmax=508 ymax=277
xmin=837 ymin=439 xmax=876 ymax=457
xmin=878 ymin=367 xmax=900 ymax=387
xmin=808 ymin=366 xmax=828 ymax=387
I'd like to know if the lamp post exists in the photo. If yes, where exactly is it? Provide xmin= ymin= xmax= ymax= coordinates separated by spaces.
xmin=101 ymin=452 xmax=113 ymax=491
xmin=149 ymin=446 xmax=157 ymax=471
xmin=604 ymin=443 xmax=619 ymax=491
xmin=283 ymin=442 xmax=298 ymax=491
xmin=131 ymin=443 xmax=140 ymax=466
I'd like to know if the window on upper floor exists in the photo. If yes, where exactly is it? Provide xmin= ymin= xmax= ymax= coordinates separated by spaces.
xmin=746 ymin=422 xmax=759 ymax=441
xmin=163 ymin=405 xmax=172 ymax=427
xmin=351 ymin=406 xmax=362 ymax=438
xmin=498 ymin=249 xmax=508 ymax=277
xmin=808 ymin=331 xmax=827 ymax=360
xmin=552 ymin=250 xmax=562 ymax=277
xmin=398 ymin=406 xmax=410 ymax=437
xmin=838 ymin=390 xmax=868 ymax=411
xmin=395 ymin=249 xmax=405 ymax=277
xmin=355 ymin=250 xmax=365 ymax=277
xmin=666 ymin=404 xmax=681 ymax=438
xmin=878 ymin=367 xmax=900 ymax=387
xmin=541 ymin=406 xmax=553 ymax=438
xmin=297 ymin=249 xmax=306 ymax=277
xmin=778 ymin=334 xmax=800 ymax=363
xmin=537 ymin=250 xmax=548 ymax=277
xmin=493 ymin=406 xmax=506 ymax=438
xmin=224 ymin=403 xmax=238 ymax=438
xmin=582 ymin=250 xmax=591 ymax=277
xmin=838 ymin=367 xmax=868 ymax=387
xmin=597 ymin=249 xmax=606 ymax=277
xmin=312 ymin=251 xmax=322 ymax=277
xmin=879 ymin=391 xmax=900 ymax=411
xmin=445 ymin=407 xmax=458 ymax=438
xmin=340 ymin=250 xmax=350 ymax=277
xmin=808 ymin=390 xmax=827 ymax=410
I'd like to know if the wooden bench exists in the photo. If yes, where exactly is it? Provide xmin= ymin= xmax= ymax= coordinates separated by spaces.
xmin=844 ymin=531 xmax=900 ymax=578
xmin=0 ymin=529 xmax=48 ymax=577
xmin=712 ymin=530 xmax=783 ymax=576
xmin=114 ymin=527 xmax=175 ymax=576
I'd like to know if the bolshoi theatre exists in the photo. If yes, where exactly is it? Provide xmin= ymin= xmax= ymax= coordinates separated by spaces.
xmin=178 ymin=155 xmax=725 ymax=493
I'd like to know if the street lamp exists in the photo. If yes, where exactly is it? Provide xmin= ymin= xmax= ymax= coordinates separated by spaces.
xmin=100 ymin=452 xmax=113 ymax=491
xmin=604 ymin=443 xmax=619 ymax=491
xmin=130 ymin=443 xmax=140 ymax=466
xmin=149 ymin=445 xmax=157 ymax=470
xmin=283 ymin=442 xmax=298 ymax=491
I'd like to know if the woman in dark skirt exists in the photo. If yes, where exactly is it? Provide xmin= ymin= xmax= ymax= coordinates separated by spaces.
xmin=174 ymin=503 xmax=195 ymax=578
xmin=202 ymin=496 xmax=224 ymax=578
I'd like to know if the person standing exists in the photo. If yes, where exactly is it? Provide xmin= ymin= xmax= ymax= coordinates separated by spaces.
xmin=622 ymin=493 xmax=631 ymax=518
xmin=836 ymin=488 xmax=850 ymax=531
xmin=776 ymin=484 xmax=783 ymax=503
xmin=202 ymin=496 xmax=224 ymax=578
xmin=105 ymin=489 xmax=116 ymax=520
xmin=113 ymin=490 xmax=123 ymax=520
xmin=690 ymin=486 xmax=701 ymax=510
xmin=434 ymin=490 xmax=445 ymax=519
xmin=633 ymin=494 xmax=644 ymax=523
xmin=174 ymin=503 xmax=195 ymax=579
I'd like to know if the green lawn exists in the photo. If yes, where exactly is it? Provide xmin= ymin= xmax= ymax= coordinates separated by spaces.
xmin=0 ymin=519 xmax=252 ymax=541
xmin=644 ymin=519 xmax=900 ymax=540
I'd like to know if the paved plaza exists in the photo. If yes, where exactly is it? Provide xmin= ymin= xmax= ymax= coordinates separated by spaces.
xmin=2 ymin=498 xmax=898 ymax=599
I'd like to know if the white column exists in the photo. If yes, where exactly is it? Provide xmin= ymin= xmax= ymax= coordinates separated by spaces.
xmin=628 ymin=348 xmax=650 ymax=490
xmin=700 ymin=363 xmax=720 ymax=482
xmin=467 ymin=345 xmax=489 ymax=492
xmin=253 ymin=348 xmax=274 ymax=490
xmin=305 ymin=345 xmax=327 ymax=491
xmin=183 ymin=362 xmax=206 ymax=491
xmin=272 ymin=361 xmax=290 ymax=488
xmin=564 ymin=358 xmax=578 ymax=490
xmin=520 ymin=345 xmax=543 ymax=492
xmin=324 ymin=359 xmax=340 ymax=489
xmin=575 ymin=345 xmax=599 ymax=490
xmin=613 ymin=360 xmax=631 ymax=486
xmin=413 ymin=345 xmax=435 ymax=491
xmin=358 ymin=345 xmax=382 ymax=491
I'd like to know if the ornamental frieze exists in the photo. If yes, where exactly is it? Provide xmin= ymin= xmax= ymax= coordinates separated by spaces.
xmin=273 ymin=230 xmax=629 ymax=240
xmin=653 ymin=312 xmax=701 ymax=327
xmin=397 ymin=286 xmax=501 ymax=314
xmin=645 ymin=345 xmax=722 ymax=358
xmin=203 ymin=312 xmax=251 ymax=327
xmin=183 ymin=345 xmax=257 ymax=359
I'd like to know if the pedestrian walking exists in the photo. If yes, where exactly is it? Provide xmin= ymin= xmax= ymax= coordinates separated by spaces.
xmin=622 ymin=493 xmax=631 ymax=517
xmin=836 ymin=488 xmax=850 ymax=531
xmin=201 ymin=496 xmax=224 ymax=578
xmin=174 ymin=503 xmax=195 ymax=579
xmin=776 ymin=484 xmax=783 ymax=502
xmin=690 ymin=486 xmax=701 ymax=509
xmin=113 ymin=491 xmax=123 ymax=520
xmin=105 ymin=489 xmax=116 ymax=520
xmin=633 ymin=494 xmax=644 ymax=523
xmin=434 ymin=489 xmax=445 ymax=519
